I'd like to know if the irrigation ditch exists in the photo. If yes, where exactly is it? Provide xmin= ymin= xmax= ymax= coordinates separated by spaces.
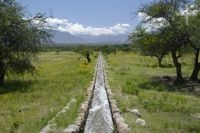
xmin=64 ymin=53 xmax=131 ymax=133
xmin=41 ymin=53 xmax=130 ymax=133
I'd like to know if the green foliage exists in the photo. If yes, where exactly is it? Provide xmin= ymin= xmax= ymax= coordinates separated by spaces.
xmin=77 ymin=49 xmax=92 ymax=63
xmin=122 ymin=81 xmax=140 ymax=95
xmin=0 ymin=0 xmax=52 ymax=85
xmin=130 ymin=26 xmax=168 ymax=67
xmin=138 ymin=91 xmax=190 ymax=113
xmin=131 ymin=0 xmax=195 ymax=82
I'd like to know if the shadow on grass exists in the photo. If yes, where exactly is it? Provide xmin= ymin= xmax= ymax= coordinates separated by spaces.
xmin=160 ymin=64 xmax=174 ymax=68
xmin=137 ymin=76 xmax=200 ymax=97
xmin=138 ymin=76 xmax=176 ymax=92
xmin=145 ymin=64 xmax=174 ymax=68
xmin=0 ymin=80 xmax=35 ymax=95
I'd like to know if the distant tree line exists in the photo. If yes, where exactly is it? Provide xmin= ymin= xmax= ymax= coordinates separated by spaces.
xmin=45 ymin=44 xmax=132 ymax=53
xmin=41 ymin=44 xmax=133 ymax=63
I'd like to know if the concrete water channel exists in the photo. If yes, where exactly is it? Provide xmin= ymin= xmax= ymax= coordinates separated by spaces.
xmin=64 ymin=53 xmax=130 ymax=133
xmin=84 ymin=54 xmax=114 ymax=133
xmin=41 ymin=53 xmax=130 ymax=133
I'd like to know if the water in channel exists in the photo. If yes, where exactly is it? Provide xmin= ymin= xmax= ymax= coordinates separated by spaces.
xmin=84 ymin=54 xmax=114 ymax=133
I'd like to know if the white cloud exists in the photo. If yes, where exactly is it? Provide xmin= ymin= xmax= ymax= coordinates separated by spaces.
xmin=138 ymin=12 xmax=151 ymax=22
xmin=138 ymin=12 xmax=167 ymax=32
xmin=138 ymin=4 xmax=199 ymax=31
xmin=45 ymin=18 xmax=130 ymax=36
xmin=180 ymin=4 xmax=198 ymax=16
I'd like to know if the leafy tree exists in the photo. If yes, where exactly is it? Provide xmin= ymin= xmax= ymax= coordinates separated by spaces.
xmin=77 ymin=49 xmax=92 ymax=63
xmin=137 ymin=0 xmax=191 ymax=83
xmin=188 ymin=2 xmax=200 ymax=81
xmin=0 ymin=0 xmax=52 ymax=85
xmin=130 ymin=26 xmax=168 ymax=67
xmin=84 ymin=50 xmax=91 ymax=63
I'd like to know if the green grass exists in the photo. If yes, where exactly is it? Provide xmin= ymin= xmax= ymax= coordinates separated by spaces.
xmin=107 ymin=51 xmax=200 ymax=133
xmin=0 ymin=51 xmax=96 ymax=133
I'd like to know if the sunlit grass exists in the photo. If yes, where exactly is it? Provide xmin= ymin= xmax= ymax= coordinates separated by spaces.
xmin=0 ymin=51 xmax=96 ymax=133
xmin=107 ymin=51 xmax=200 ymax=133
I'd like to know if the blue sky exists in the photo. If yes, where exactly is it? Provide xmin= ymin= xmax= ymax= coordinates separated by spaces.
xmin=17 ymin=0 xmax=154 ymax=35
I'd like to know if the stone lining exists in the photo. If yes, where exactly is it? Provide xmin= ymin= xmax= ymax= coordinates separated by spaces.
xmin=84 ymin=54 xmax=113 ymax=133
xmin=63 ymin=82 xmax=95 ymax=133
xmin=103 ymin=58 xmax=131 ymax=133
xmin=40 ymin=98 xmax=77 ymax=133
xmin=63 ymin=60 xmax=98 ymax=133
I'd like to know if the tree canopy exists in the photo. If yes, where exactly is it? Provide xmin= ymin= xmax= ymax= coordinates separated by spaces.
xmin=130 ymin=0 xmax=200 ymax=83
xmin=0 ymin=0 xmax=52 ymax=85
xmin=130 ymin=26 xmax=168 ymax=67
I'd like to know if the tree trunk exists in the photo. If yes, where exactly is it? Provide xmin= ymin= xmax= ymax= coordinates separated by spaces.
xmin=85 ymin=52 xmax=91 ymax=63
xmin=171 ymin=50 xmax=183 ymax=83
xmin=190 ymin=49 xmax=200 ymax=81
xmin=0 ymin=61 xmax=5 ymax=86
xmin=155 ymin=55 xmax=164 ymax=67
xmin=158 ymin=57 xmax=162 ymax=67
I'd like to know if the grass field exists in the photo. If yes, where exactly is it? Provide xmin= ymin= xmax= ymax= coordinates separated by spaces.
xmin=0 ymin=51 xmax=96 ymax=133
xmin=106 ymin=51 xmax=200 ymax=133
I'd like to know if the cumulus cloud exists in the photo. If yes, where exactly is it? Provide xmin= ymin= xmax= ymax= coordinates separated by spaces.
xmin=45 ymin=18 xmax=130 ymax=36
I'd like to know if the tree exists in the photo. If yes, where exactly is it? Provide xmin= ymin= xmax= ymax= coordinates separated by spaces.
xmin=0 ymin=0 xmax=52 ymax=85
xmin=77 ymin=49 xmax=92 ymax=63
xmin=130 ymin=26 xmax=168 ymax=67
xmin=84 ymin=50 xmax=91 ymax=63
xmin=137 ymin=0 xmax=191 ymax=83
xmin=188 ymin=1 xmax=200 ymax=81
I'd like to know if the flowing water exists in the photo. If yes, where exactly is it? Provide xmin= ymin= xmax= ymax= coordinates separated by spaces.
xmin=84 ymin=54 xmax=114 ymax=133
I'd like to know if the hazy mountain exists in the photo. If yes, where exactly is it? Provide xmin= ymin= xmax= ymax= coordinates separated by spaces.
xmin=77 ymin=34 xmax=129 ymax=43
xmin=52 ymin=30 xmax=129 ymax=44
xmin=52 ymin=30 xmax=85 ymax=44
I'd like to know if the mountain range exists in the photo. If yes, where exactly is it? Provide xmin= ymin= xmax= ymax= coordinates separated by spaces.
xmin=52 ymin=30 xmax=130 ymax=45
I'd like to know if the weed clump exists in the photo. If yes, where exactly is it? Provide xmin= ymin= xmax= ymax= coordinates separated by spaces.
xmin=122 ymin=81 xmax=140 ymax=95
